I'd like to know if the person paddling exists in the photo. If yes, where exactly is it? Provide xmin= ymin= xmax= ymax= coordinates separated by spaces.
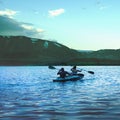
xmin=57 ymin=68 xmax=70 ymax=78
xmin=71 ymin=66 xmax=82 ymax=75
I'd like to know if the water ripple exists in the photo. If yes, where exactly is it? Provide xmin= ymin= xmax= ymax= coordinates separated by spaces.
xmin=0 ymin=66 xmax=120 ymax=120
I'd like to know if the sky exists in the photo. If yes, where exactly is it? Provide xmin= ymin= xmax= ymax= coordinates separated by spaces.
xmin=0 ymin=0 xmax=120 ymax=50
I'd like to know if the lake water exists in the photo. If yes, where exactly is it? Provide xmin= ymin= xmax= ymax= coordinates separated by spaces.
xmin=0 ymin=66 xmax=120 ymax=120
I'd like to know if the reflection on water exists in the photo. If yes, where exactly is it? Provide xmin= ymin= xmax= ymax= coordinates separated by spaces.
xmin=0 ymin=66 xmax=120 ymax=120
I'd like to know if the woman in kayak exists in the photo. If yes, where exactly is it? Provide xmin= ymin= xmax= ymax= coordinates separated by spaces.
xmin=57 ymin=68 xmax=70 ymax=78
xmin=71 ymin=66 xmax=82 ymax=75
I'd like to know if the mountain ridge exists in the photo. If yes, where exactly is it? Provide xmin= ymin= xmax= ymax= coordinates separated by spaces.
xmin=0 ymin=35 xmax=120 ymax=65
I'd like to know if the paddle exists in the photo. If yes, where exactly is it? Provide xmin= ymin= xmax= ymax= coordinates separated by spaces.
xmin=48 ymin=65 xmax=56 ymax=69
xmin=82 ymin=69 xmax=94 ymax=74
xmin=77 ymin=69 xmax=94 ymax=74
xmin=48 ymin=66 xmax=94 ymax=74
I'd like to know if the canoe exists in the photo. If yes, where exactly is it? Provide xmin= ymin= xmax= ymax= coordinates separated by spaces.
xmin=53 ymin=74 xmax=84 ymax=82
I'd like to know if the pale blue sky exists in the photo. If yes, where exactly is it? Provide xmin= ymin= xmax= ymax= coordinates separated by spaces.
xmin=0 ymin=0 xmax=120 ymax=50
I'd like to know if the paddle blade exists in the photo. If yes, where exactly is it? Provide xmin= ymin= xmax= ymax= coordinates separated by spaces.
xmin=88 ymin=71 xmax=94 ymax=74
xmin=48 ymin=66 xmax=56 ymax=69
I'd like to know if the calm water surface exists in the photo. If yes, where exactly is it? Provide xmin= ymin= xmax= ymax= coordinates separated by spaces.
xmin=0 ymin=66 xmax=120 ymax=120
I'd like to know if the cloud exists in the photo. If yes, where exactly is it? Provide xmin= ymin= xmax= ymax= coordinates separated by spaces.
xmin=96 ymin=0 xmax=101 ymax=5
xmin=21 ymin=24 xmax=44 ymax=37
xmin=0 ymin=9 xmax=17 ymax=18
xmin=21 ymin=24 xmax=34 ymax=30
xmin=99 ymin=6 xmax=109 ymax=10
xmin=48 ymin=8 xmax=65 ymax=17
xmin=0 ymin=9 xmax=44 ymax=38
xmin=96 ymin=0 xmax=110 ymax=11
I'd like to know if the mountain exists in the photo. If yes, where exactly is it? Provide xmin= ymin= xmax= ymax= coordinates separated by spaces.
xmin=0 ymin=35 xmax=120 ymax=65
xmin=0 ymin=36 xmax=79 ymax=65
xmin=69 ymin=49 xmax=120 ymax=65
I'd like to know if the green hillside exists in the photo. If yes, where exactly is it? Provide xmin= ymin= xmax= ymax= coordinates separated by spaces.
xmin=0 ymin=36 xmax=120 ymax=65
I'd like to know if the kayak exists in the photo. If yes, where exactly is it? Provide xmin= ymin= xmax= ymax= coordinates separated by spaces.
xmin=53 ymin=74 xmax=84 ymax=82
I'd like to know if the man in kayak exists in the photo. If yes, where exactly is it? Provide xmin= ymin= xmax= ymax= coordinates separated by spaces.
xmin=57 ymin=68 xmax=70 ymax=78
xmin=71 ymin=66 xmax=82 ymax=75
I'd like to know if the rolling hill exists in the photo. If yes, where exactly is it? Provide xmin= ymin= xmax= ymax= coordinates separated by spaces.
xmin=0 ymin=36 xmax=120 ymax=65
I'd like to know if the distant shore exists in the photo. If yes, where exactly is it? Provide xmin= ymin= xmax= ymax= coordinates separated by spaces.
xmin=0 ymin=59 xmax=119 ymax=66
xmin=0 ymin=36 xmax=120 ymax=66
